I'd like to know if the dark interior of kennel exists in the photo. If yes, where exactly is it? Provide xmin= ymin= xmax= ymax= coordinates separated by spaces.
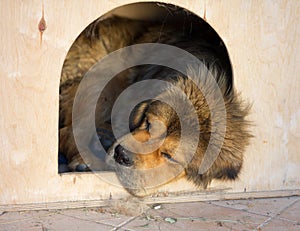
xmin=58 ymin=2 xmax=233 ymax=173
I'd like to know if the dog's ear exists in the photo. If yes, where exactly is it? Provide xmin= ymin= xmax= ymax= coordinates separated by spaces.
xmin=213 ymin=163 xmax=242 ymax=180
xmin=186 ymin=161 xmax=242 ymax=189
xmin=129 ymin=100 xmax=152 ymax=131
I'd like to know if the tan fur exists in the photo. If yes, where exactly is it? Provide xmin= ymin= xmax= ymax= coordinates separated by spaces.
xmin=59 ymin=15 xmax=251 ymax=196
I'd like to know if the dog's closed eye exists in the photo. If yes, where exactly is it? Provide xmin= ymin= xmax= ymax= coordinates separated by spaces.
xmin=161 ymin=152 xmax=183 ymax=166
xmin=161 ymin=152 xmax=172 ymax=160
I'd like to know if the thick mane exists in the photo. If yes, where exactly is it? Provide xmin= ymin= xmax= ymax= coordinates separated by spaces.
xmin=180 ymin=64 xmax=252 ymax=188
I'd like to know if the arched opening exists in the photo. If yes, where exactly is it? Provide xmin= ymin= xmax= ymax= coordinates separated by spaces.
xmin=58 ymin=2 xmax=233 ymax=174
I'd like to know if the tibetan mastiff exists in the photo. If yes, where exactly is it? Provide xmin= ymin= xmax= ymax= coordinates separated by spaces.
xmin=59 ymin=14 xmax=251 ymax=196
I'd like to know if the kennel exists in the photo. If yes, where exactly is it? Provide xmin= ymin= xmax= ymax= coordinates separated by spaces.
xmin=0 ymin=0 xmax=299 ymax=211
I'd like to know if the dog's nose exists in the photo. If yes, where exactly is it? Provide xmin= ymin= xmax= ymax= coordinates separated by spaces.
xmin=114 ymin=145 xmax=134 ymax=166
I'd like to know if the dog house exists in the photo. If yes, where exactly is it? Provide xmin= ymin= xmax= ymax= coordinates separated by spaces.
xmin=0 ymin=0 xmax=299 ymax=211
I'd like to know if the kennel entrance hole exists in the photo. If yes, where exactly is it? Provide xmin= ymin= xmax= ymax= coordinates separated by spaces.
xmin=58 ymin=2 xmax=233 ymax=174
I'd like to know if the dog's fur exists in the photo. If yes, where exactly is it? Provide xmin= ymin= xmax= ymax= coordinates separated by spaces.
xmin=59 ymin=15 xmax=251 ymax=196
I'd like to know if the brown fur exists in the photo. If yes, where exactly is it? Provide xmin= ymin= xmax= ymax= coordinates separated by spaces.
xmin=59 ymin=15 xmax=251 ymax=196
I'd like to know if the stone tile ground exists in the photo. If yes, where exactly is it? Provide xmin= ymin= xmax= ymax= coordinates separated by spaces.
xmin=0 ymin=196 xmax=299 ymax=231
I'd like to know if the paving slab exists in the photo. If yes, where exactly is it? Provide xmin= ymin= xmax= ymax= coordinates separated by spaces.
xmin=211 ymin=196 xmax=299 ymax=217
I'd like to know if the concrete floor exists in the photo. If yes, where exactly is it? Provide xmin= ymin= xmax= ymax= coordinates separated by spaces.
xmin=0 ymin=196 xmax=299 ymax=231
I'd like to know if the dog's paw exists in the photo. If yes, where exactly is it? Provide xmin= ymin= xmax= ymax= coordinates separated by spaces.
xmin=68 ymin=155 xmax=90 ymax=172
xmin=75 ymin=163 xmax=90 ymax=172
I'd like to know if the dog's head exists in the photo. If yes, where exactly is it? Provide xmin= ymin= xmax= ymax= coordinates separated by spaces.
xmin=106 ymin=99 xmax=191 ymax=196
xmin=105 ymin=68 xmax=251 ymax=197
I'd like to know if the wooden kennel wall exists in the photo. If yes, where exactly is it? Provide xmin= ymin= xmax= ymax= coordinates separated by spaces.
xmin=0 ymin=0 xmax=299 ymax=210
